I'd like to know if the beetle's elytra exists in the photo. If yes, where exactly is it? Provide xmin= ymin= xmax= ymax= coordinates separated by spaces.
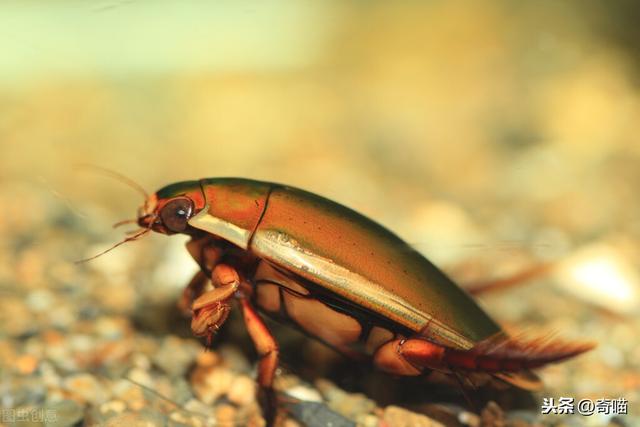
xmin=133 ymin=178 xmax=593 ymax=425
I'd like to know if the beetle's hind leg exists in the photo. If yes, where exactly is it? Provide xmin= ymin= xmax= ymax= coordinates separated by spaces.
xmin=238 ymin=297 xmax=279 ymax=427
xmin=374 ymin=337 xmax=484 ymax=409
xmin=372 ymin=337 xmax=441 ymax=376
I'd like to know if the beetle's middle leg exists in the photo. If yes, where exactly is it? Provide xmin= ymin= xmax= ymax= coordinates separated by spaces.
xmin=238 ymin=297 xmax=279 ymax=427
xmin=190 ymin=264 xmax=240 ymax=344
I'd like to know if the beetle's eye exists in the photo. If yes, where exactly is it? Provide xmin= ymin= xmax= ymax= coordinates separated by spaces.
xmin=160 ymin=198 xmax=194 ymax=232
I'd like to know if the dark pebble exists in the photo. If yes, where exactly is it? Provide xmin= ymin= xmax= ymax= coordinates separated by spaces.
xmin=285 ymin=400 xmax=356 ymax=427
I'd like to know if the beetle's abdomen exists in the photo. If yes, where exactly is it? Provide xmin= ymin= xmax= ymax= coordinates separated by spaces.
xmin=252 ymin=260 xmax=400 ymax=356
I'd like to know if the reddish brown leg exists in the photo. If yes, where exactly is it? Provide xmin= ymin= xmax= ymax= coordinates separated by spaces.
xmin=373 ymin=338 xmax=481 ymax=409
xmin=373 ymin=338 xmax=423 ymax=376
xmin=239 ymin=298 xmax=279 ymax=427
xmin=373 ymin=337 xmax=449 ymax=375
xmin=190 ymin=264 xmax=240 ymax=344
xmin=181 ymin=239 xmax=223 ymax=315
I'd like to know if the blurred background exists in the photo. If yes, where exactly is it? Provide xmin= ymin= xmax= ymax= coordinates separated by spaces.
xmin=1 ymin=1 xmax=639 ymax=425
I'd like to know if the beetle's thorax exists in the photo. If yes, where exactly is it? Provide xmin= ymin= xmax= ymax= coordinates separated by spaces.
xmin=187 ymin=178 xmax=273 ymax=249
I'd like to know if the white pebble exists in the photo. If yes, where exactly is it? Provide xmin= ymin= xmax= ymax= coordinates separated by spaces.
xmin=284 ymin=385 xmax=323 ymax=403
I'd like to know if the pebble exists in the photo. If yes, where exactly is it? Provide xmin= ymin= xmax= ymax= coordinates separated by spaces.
xmin=132 ymin=352 xmax=152 ymax=370
xmin=407 ymin=200 xmax=483 ymax=265
xmin=44 ymin=399 xmax=84 ymax=427
xmin=152 ymin=336 xmax=201 ymax=377
xmin=171 ymin=377 xmax=195 ymax=405
xmin=315 ymin=379 xmax=376 ymax=421
xmin=1 ymin=297 xmax=35 ymax=336
xmin=183 ymin=398 xmax=216 ymax=418
xmin=217 ymin=345 xmax=251 ymax=372
xmin=191 ymin=365 xmax=235 ymax=405
xmin=4 ymin=377 xmax=47 ymax=407
xmin=281 ymin=419 xmax=302 ymax=427
xmin=244 ymin=412 xmax=267 ymax=427
xmin=274 ymin=374 xmax=302 ymax=391
xmin=46 ymin=344 xmax=76 ymax=373
xmin=101 ymin=412 xmax=166 ymax=427
xmin=40 ymin=361 xmax=61 ymax=388
xmin=62 ymin=373 xmax=107 ymax=405
xmin=285 ymin=400 xmax=356 ymax=427
xmin=355 ymin=413 xmax=380 ymax=427
xmin=226 ymin=375 xmax=256 ymax=406
xmin=114 ymin=383 xmax=147 ymax=411
xmin=383 ymin=406 xmax=445 ymax=427
xmin=15 ymin=354 xmax=40 ymax=374
xmin=610 ymin=415 xmax=640 ymax=427
xmin=283 ymin=384 xmax=323 ymax=403
xmin=96 ymin=340 xmax=135 ymax=370
xmin=458 ymin=410 xmax=480 ymax=427
xmin=49 ymin=306 xmax=75 ymax=329
xmin=480 ymin=402 xmax=505 ymax=427
xmin=94 ymin=316 xmax=130 ymax=339
xmin=100 ymin=400 xmax=127 ymax=414
xmin=215 ymin=403 xmax=237 ymax=426
xmin=127 ymin=367 xmax=155 ymax=389
xmin=554 ymin=243 xmax=640 ymax=315
xmin=6 ymin=405 xmax=45 ymax=427
xmin=315 ymin=378 xmax=345 ymax=402
xmin=168 ymin=410 xmax=207 ymax=427
xmin=26 ymin=289 xmax=55 ymax=312
xmin=235 ymin=403 xmax=263 ymax=427
xmin=328 ymin=392 xmax=376 ymax=421
xmin=195 ymin=350 xmax=220 ymax=368
xmin=69 ymin=334 xmax=95 ymax=353
xmin=138 ymin=408 xmax=172 ymax=427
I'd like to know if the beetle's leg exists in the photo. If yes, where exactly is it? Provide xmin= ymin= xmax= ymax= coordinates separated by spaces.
xmin=190 ymin=264 xmax=240 ymax=344
xmin=372 ymin=338 xmax=424 ymax=376
xmin=238 ymin=297 xmax=279 ymax=427
xmin=178 ymin=270 xmax=208 ymax=315
xmin=185 ymin=238 xmax=224 ymax=271
xmin=181 ymin=239 xmax=224 ymax=315
xmin=373 ymin=337 xmax=450 ymax=376
xmin=463 ymin=262 xmax=555 ymax=295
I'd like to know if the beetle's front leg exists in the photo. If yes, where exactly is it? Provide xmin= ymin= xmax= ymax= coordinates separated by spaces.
xmin=190 ymin=264 xmax=240 ymax=345
xmin=180 ymin=239 xmax=224 ymax=314
xmin=238 ymin=297 xmax=279 ymax=427
xmin=178 ymin=270 xmax=208 ymax=316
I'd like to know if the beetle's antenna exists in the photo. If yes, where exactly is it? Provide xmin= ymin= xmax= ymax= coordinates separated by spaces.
xmin=124 ymin=375 xmax=251 ymax=425
xmin=123 ymin=376 xmax=208 ymax=418
xmin=75 ymin=164 xmax=149 ymax=200
xmin=112 ymin=218 xmax=138 ymax=228
xmin=124 ymin=228 xmax=145 ymax=236
xmin=465 ymin=262 xmax=556 ymax=296
xmin=75 ymin=223 xmax=153 ymax=264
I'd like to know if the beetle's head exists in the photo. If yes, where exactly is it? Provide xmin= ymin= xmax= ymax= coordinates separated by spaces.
xmin=77 ymin=174 xmax=209 ymax=263
xmin=138 ymin=180 xmax=206 ymax=235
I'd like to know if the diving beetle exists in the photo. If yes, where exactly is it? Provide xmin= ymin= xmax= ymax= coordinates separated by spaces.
xmin=128 ymin=178 xmax=593 ymax=424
